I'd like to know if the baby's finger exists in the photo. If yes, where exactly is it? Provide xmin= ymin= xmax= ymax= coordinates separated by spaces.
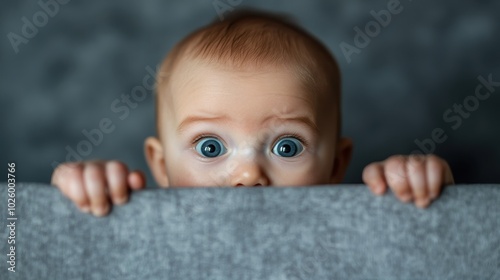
xmin=54 ymin=163 xmax=91 ymax=213
xmin=362 ymin=162 xmax=387 ymax=195
xmin=426 ymin=155 xmax=445 ymax=199
xmin=444 ymin=161 xmax=455 ymax=185
xmin=106 ymin=161 xmax=129 ymax=205
xmin=128 ymin=170 xmax=146 ymax=190
xmin=407 ymin=155 xmax=429 ymax=208
xmin=84 ymin=163 xmax=110 ymax=217
xmin=384 ymin=155 xmax=412 ymax=202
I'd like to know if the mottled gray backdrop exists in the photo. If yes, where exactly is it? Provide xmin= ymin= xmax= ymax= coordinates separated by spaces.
xmin=1 ymin=0 xmax=499 ymax=185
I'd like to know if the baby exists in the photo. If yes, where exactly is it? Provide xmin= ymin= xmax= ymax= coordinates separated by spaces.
xmin=51 ymin=11 xmax=454 ymax=217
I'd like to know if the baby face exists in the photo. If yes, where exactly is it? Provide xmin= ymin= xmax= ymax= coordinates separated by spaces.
xmin=147 ymin=60 xmax=351 ymax=187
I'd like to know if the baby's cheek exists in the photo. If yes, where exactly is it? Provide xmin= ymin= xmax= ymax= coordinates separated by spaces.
xmin=271 ymin=161 xmax=327 ymax=186
xmin=169 ymin=163 xmax=221 ymax=187
xmin=288 ymin=170 xmax=326 ymax=185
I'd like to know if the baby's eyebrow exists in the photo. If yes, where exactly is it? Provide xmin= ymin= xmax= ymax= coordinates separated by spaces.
xmin=177 ymin=115 xmax=230 ymax=133
xmin=177 ymin=114 xmax=319 ymax=135
xmin=262 ymin=115 xmax=319 ymax=135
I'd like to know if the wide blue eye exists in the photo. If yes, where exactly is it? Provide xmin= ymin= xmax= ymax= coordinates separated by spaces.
xmin=195 ymin=137 xmax=226 ymax=158
xmin=272 ymin=137 xmax=303 ymax=157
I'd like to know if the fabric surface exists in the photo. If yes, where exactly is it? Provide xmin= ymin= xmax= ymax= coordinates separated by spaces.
xmin=1 ymin=183 xmax=499 ymax=279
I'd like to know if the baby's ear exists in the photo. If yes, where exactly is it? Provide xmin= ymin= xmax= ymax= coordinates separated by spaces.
xmin=329 ymin=137 xmax=353 ymax=184
xmin=144 ymin=137 xmax=169 ymax=187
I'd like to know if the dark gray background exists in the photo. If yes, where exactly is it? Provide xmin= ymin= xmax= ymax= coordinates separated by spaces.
xmin=1 ymin=0 xmax=499 ymax=185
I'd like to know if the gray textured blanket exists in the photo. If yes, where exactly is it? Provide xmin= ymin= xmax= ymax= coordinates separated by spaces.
xmin=1 ymin=183 xmax=499 ymax=279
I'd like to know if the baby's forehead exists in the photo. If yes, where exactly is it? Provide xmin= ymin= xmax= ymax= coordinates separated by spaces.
xmin=157 ymin=60 xmax=337 ymax=135
xmin=165 ymin=59 xmax=316 ymax=107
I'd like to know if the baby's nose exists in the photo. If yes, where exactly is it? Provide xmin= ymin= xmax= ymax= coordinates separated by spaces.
xmin=230 ymin=160 xmax=269 ymax=187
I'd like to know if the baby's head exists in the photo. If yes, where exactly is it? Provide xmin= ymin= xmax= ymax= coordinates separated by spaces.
xmin=145 ymin=10 xmax=352 ymax=187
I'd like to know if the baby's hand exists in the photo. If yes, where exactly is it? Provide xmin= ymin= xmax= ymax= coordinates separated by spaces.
xmin=362 ymin=154 xmax=454 ymax=208
xmin=51 ymin=161 xmax=146 ymax=217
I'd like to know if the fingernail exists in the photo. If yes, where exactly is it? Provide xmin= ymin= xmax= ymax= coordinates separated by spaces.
xmin=400 ymin=193 xmax=412 ymax=202
xmin=93 ymin=205 xmax=109 ymax=217
xmin=81 ymin=206 xmax=90 ymax=213
xmin=416 ymin=198 xmax=430 ymax=208
xmin=114 ymin=196 xmax=127 ymax=205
